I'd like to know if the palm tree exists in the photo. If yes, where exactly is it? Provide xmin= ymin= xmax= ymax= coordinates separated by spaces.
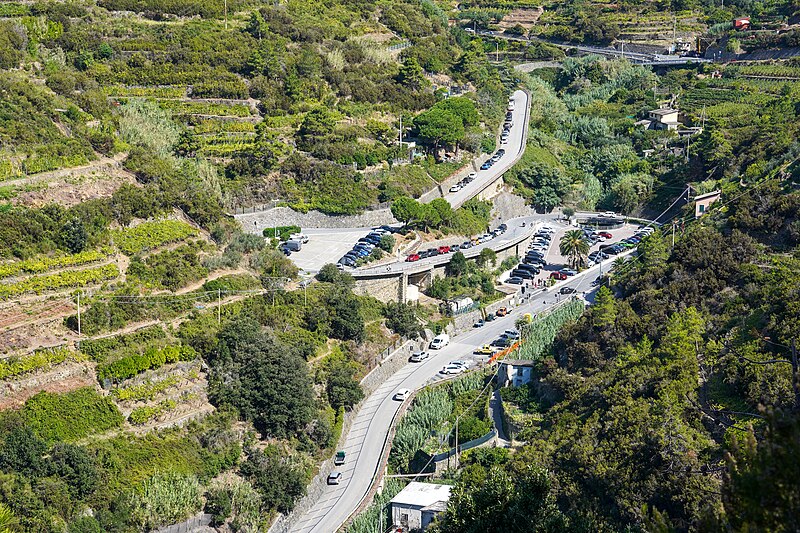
xmin=559 ymin=230 xmax=589 ymax=269
xmin=0 ymin=503 xmax=18 ymax=533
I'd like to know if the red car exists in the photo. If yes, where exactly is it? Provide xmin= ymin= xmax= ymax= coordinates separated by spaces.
xmin=597 ymin=232 xmax=612 ymax=239
xmin=406 ymin=254 xmax=420 ymax=262
xmin=438 ymin=246 xmax=451 ymax=254
xmin=550 ymin=272 xmax=567 ymax=280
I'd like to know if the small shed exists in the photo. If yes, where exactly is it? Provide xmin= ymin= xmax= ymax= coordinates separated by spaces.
xmin=390 ymin=482 xmax=452 ymax=531
xmin=694 ymin=190 xmax=721 ymax=218
xmin=498 ymin=359 xmax=538 ymax=388
xmin=648 ymin=108 xmax=681 ymax=130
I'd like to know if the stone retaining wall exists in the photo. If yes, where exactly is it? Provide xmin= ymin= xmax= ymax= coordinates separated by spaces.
xmin=236 ymin=206 xmax=397 ymax=232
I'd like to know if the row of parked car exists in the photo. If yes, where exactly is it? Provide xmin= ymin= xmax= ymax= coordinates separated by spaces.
xmin=480 ymin=148 xmax=505 ymax=170
xmin=506 ymin=225 xmax=555 ymax=285
xmin=406 ymin=223 xmax=508 ymax=262
xmin=337 ymin=225 xmax=399 ymax=267
xmin=500 ymin=104 xmax=513 ymax=144
xmin=449 ymin=172 xmax=477 ymax=193
xmin=597 ymin=226 xmax=654 ymax=257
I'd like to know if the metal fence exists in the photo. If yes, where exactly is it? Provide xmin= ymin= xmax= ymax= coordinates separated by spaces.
xmin=432 ymin=429 xmax=498 ymax=462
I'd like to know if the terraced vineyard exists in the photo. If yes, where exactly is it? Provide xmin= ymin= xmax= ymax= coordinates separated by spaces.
xmin=0 ymin=263 xmax=120 ymax=300
xmin=112 ymin=219 xmax=198 ymax=255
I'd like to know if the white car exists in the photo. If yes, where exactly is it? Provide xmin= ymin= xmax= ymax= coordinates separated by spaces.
xmin=449 ymin=360 xmax=472 ymax=369
xmin=440 ymin=364 xmax=464 ymax=375
xmin=410 ymin=351 xmax=430 ymax=363
xmin=327 ymin=472 xmax=342 ymax=485
xmin=429 ymin=334 xmax=449 ymax=350
xmin=393 ymin=388 xmax=411 ymax=401
xmin=290 ymin=233 xmax=309 ymax=244
xmin=600 ymin=211 xmax=618 ymax=218
xmin=449 ymin=184 xmax=462 ymax=193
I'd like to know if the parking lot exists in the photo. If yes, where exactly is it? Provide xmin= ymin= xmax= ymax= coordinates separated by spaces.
xmin=288 ymin=227 xmax=381 ymax=273
xmin=501 ymin=220 xmax=645 ymax=290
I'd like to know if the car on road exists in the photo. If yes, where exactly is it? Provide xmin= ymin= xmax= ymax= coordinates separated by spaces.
xmin=550 ymin=272 xmax=568 ymax=280
xmin=393 ymin=389 xmax=411 ymax=401
xmin=496 ymin=307 xmax=510 ymax=316
xmin=429 ymin=333 xmax=450 ymax=349
xmin=474 ymin=344 xmax=496 ymax=355
xmin=438 ymin=245 xmax=451 ymax=254
xmin=468 ymin=172 xmax=477 ymax=180
xmin=492 ymin=337 xmax=510 ymax=348
xmin=473 ymin=319 xmax=485 ymax=328
xmin=460 ymin=241 xmax=472 ymax=249
xmin=440 ymin=364 xmax=464 ymax=375
xmin=450 ymin=360 xmax=472 ymax=369
xmin=600 ymin=211 xmax=618 ymax=218
xmin=449 ymin=184 xmax=462 ymax=193
xmin=485 ymin=312 xmax=497 ymax=321
xmin=480 ymin=161 xmax=492 ymax=170
xmin=334 ymin=451 xmax=346 ymax=466
xmin=327 ymin=472 xmax=342 ymax=485
xmin=560 ymin=268 xmax=578 ymax=276
xmin=504 ymin=330 xmax=520 ymax=340
xmin=409 ymin=351 xmax=430 ymax=363
xmin=406 ymin=254 xmax=420 ymax=262
xmin=560 ymin=287 xmax=577 ymax=295
xmin=499 ymin=223 xmax=508 ymax=231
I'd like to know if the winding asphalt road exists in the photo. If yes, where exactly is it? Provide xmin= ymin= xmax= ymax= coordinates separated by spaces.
xmin=445 ymin=89 xmax=530 ymax=209
xmin=291 ymin=254 xmax=620 ymax=533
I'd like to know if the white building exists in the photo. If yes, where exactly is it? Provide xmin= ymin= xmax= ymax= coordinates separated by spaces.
xmin=390 ymin=482 xmax=453 ymax=531
xmin=498 ymin=360 xmax=537 ymax=388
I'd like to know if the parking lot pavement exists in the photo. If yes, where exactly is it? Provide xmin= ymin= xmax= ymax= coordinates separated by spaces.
xmin=289 ymin=228 xmax=375 ymax=273
xmin=511 ymin=221 xmax=642 ymax=288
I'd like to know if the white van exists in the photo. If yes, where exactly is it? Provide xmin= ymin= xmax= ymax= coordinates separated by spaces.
xmin=290 ymin=233 xmax=309 ymax=244
xmin=429 ymin=333 xmax=450 ymax=350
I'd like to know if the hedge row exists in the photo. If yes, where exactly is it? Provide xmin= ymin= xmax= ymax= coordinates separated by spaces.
xmin=97 ymin=345 xmax=197 ymax=382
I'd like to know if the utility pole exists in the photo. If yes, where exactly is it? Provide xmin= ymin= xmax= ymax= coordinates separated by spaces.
xmin=621 ymin=41 xmax=624 ymax=59
xmin=217 ymin=288 xmax=221 ymax=324
xmin=454 ymin=417 xmax=459 ymax=470
xmin=672 ymin=221 xmax=677 ymax=249
xmin=673 ymin=15 xmax=677 ymax=49
xmin=685 ymin=134 xmax=690 ymax=163
xmin=792 ymin=339 xmax=799 ymax=410
xmin=76 ymin=292 xmax=81 ymax=339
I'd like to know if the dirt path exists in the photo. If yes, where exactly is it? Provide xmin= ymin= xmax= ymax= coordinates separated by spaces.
xmin=4 ymin=153 xmax=130 ymax=188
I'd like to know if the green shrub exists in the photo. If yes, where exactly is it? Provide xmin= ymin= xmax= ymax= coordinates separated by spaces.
xmin=80 ymin=325 xmax=167 ymax=362
xmin=20 ymin=387 xmax=124 ymax=443
xmin=96 ymin=345 xmax=198 ymax=382
xmin=128 ymin=399 xmax=178 ymax=425
xmin=262 ymin=225 xmax=301 ymax=241
xmin=128 ymin=471 xmax=202 ymax=531
xmin=0 ymin=347 xmax=86 ymax=380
